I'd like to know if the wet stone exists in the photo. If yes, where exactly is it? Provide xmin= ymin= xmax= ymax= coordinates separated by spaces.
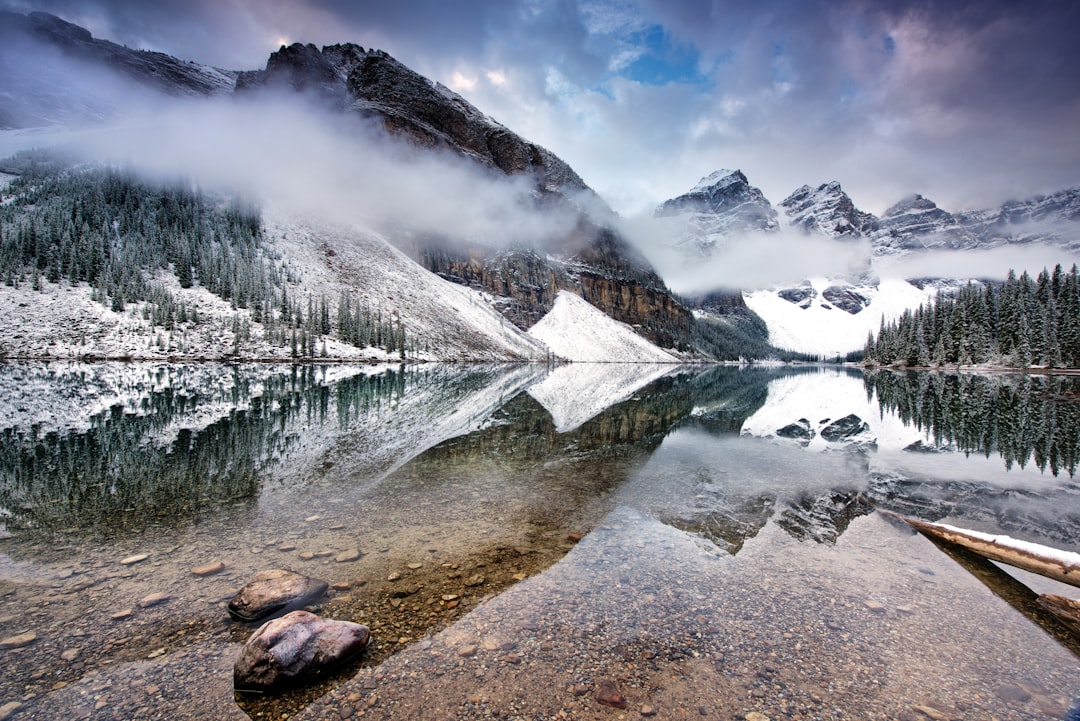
xmin=139 ymin=592 xmax=170 ymax=608
xmin=335 ymin=549 xmax=361 ymax=563
xmin=227 ymin=569 xmax=329 ymax=623
xmin=233 ymin=610 xmax=371 ymax=693
xmin=0 ymin=702 xmax=23 ymax=721
xmin=120 ymin=554 xmax=148 ymax=566
xmin=191 ymin=561 xmax=225 ymax=577
xmin=0 ymin=631 xmax=36 ymax=649
xmin=996 ymin=684 xmax=1032 ymax=703
xmin=595 ymin=679 xmax=627 ymax=709
xmin=863 ymin=600 xmax=886 ymax=613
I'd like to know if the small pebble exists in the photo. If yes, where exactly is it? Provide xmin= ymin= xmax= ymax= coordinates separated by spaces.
xmin=191 ymin=562 xmax=225 ymax=577
xmin=139 ymin=593 xmax=170 ymax=608
xmin=0 ymin=631 xmax=36 ymax=649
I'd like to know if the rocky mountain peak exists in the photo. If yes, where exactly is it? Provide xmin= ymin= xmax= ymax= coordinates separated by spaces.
xmin=780 ymin=181 xmax=878 ymax=239
xmin=655 ymin=168 xmax=779 ymax=238
xmin=882 ymin=193 xmax=947 ymax=219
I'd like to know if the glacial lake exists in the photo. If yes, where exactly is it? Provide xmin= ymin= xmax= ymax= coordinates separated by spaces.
xmin=1 ymin=362 xmax=1078 ymax=721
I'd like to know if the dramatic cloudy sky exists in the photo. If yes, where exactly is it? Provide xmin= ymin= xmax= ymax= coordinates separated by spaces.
xmin=4 ymin=0 xmax=1079 ymax=217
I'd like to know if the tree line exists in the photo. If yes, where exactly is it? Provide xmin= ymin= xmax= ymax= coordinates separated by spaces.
xmin=864 ymin=264 xmax=1080 ymax=368
xmin=0 ymin=151 xmax=409 ymax=357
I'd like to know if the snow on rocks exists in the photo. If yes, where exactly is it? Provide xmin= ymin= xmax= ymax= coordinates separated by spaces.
xmin=526 ymin=291 xmax=680 ymax=363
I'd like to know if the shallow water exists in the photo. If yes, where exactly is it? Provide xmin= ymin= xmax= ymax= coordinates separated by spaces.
xmin=1 ymin=362 xmax=1078 ymax=720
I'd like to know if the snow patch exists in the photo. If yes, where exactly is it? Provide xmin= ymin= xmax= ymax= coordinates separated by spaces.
xmin=526 ymin=291 xmax=680 ymax=363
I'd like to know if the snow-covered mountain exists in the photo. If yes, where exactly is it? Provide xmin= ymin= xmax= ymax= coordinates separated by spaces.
xmin=526 ymin=291 xmax=681 ymax=363
xmin=658 ymin=168 xmax=1080 ymax=357
xmin=0 ymin=11 xmax=235 ymax=129
xmin=0 ymin=11 xmax=706 ymax=361
xmin=654 ymin=169 xmax=778 ymax=255
xmin=780 ymin=182 xmax=879 ymax=240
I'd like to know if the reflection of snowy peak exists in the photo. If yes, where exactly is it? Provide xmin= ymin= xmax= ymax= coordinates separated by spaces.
xmin=741 ymin=371 xmax=921 ymax=452
xmin=780 ymin=182 xmax=878 ymax=239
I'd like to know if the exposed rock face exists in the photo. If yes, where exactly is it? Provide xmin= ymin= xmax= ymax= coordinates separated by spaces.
xmin=821 ymin=286 xmax=871 ymax=314
xmin=233 ymin=610 xmax=371 ymax=693
xmin=820 ymin=414 xmax=871 ymax=443
xmin=778 ymin=284 xmax=816 ymax=308
xmin=780 ymin=182 xmax=878 ymax=239
xmin=228 ymin=569 xmax=330 ymax=623
xmin=776 ymin=418 xmax=815 ymax=445
xmin=874 ymin=194 xmax=973 ymax=250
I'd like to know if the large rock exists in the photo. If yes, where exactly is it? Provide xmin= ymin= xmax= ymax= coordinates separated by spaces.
xmin=234 ymin=610 xmax=371 ymax=693
xmin=227 ymin=569 xmax=329 ymax=623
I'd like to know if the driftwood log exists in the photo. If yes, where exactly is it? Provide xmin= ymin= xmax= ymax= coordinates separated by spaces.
xmin=888 ymin=513 xmax=1080 ymax=590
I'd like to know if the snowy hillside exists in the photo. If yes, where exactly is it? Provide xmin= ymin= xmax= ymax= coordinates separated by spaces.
xmin=526 ymin=291 xmax=681 ymax=363
xmin=743 ymin=278 xmax=937 ymax=358
xmin=0 ymin=193 xmax=551 ymax=362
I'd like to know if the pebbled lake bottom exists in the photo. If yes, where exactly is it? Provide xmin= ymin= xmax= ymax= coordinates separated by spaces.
xmin=1 ymin=362 xmax=1078 ymax=720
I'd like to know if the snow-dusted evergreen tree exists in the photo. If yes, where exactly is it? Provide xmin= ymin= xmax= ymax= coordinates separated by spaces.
xmin=867 ymin=264 xmax=1080 ymax=369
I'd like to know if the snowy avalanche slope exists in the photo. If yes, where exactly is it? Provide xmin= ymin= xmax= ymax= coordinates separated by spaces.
xmin=527 ymin=291 xmax=681 ymax=363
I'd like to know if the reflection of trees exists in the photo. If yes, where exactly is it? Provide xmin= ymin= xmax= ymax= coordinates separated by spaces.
xmin=866 ymin=370 xmax=1080 ymax=477
xmin=0 ymin=365 xmax=418 ymax=537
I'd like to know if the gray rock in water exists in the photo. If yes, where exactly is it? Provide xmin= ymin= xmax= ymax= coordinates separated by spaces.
xmin=227 ymin=569 xmax=329 ymax=623
xmin=233 ymin=610 xmax=371 ymax=693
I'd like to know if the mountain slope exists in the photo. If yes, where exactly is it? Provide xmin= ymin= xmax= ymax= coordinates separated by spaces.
xmin=654 ymin=169 xmax=778 ymax=256
xmin=0 ymin=160 xmax=549 ymax=361
xmin=238 ymin=40 xmax=694 ymax=349
xmin=0 ymin=12 xmax=706 ymax=359
xmin=0 ymin=11 xmax=235 ymax=129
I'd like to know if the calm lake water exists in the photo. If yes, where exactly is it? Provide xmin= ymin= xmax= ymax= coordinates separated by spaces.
xmin=1 ymin=362 xmax=1078 ymax=720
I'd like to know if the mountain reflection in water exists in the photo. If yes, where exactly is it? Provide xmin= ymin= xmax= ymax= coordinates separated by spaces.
xmin=1 ymin=363 xmax=1078 ymax=553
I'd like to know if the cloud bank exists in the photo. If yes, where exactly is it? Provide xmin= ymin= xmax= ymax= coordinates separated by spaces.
xmin=59 ymin=95 xmax=578 ymax=250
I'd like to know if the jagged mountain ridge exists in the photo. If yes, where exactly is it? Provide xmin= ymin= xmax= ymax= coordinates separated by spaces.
xmin=660 ymin=168 xmax=1080 ymax=257
xmin=659 ymin=168 xmax=1078 ymax=358
xmin=654 ymin=169 xmax=778 ymax=256
xmin=780 ymin=181 xmax=879 ymax=239
xmin=238 ymin=41 xmax=693 ymax=347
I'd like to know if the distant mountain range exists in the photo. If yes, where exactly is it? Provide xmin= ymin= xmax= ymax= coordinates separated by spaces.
xmin=657 ymin=168 xmax=1080 ymax=258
